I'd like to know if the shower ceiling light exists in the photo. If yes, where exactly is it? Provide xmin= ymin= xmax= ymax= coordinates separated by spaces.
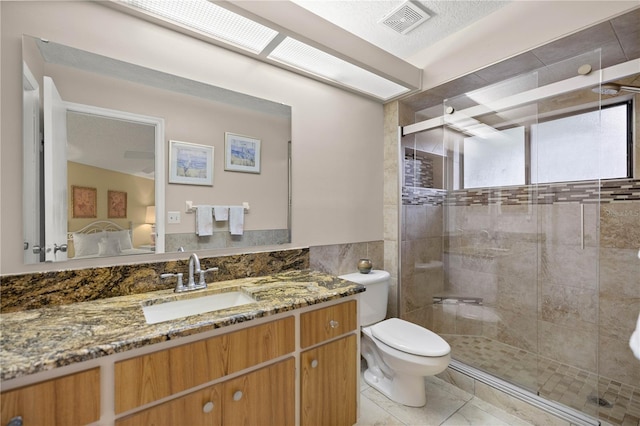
xmin=120 ymin=0 xmax=279 ymax=54
xmin=267 ymin=37 xmax=410 ymax=100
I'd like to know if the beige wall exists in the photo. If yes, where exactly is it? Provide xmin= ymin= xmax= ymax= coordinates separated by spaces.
xmin=0 ymin=1 xmax=384 ymax=274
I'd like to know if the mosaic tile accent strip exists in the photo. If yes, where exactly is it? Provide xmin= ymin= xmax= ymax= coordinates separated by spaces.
xmin=444 ymin=178 xmax=640 ymax=206
xmin=402 ymin=186 xmax=447 ymax=205
xmin=404 ymin=148 xmax=434 ymax=188
xmin=445 ymin=334 xmax=640 ymax=425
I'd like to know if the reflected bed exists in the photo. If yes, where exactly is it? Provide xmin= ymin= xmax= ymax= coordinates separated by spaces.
xmin=67 ymin=220 xmax=150 ymax=259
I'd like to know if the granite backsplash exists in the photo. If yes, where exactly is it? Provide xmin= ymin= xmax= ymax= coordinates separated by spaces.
xmin=0 ymin=248 xmax=309 ymax=313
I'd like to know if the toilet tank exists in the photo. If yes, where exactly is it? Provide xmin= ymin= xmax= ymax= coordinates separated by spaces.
xmin=339 ymin=270 xmax=390 ymax=326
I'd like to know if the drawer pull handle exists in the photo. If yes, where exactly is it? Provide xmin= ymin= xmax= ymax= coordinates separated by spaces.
xmin=311 ymin=359 xmax=319 ymax=368
xmin=202 ymin=401 xmax=215 ymax=413
xmin=7 ymin=417 xmax=23 ymax=426
xmin=233 ymin=390 xmax=243 ymax=401
xmin=329 ymin=320 xmax=339 ymax=329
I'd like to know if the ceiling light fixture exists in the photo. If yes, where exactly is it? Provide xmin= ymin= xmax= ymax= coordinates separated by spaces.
xmin=115 ymin=0 xmax=415 ymax=101
xmin=121 ymin=0 xmax=279 ymax=54
xmin=268 ymin=37 xmax=410 ymax=100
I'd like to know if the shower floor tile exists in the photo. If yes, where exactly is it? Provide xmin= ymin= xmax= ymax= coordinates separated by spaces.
xmin=444 ymin=334 xmax=640 ymax=426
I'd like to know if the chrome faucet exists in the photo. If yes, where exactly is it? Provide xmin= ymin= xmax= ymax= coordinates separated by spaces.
xmin=160 ymin=253 xmax=219 ymax=293
xmin=185 ymin=253 xmax=219 ymax=291
xmin=187 ymin=253 xmax=202 ymax=289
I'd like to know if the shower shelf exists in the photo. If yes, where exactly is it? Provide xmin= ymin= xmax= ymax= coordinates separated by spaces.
xmin=433 ymin=296 xmax=483 ymax=305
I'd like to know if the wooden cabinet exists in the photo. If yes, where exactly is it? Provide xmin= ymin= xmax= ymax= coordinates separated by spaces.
xmin=1 ymin=296 xmax=359 ymax=426
xmin=115 ymin=316 xmax=294 ymax=413
xmin=117 ymin=358 xmax=295 ymax=426
xmin=300 ymin=301 xmax=359 ymax=426
xmin=0 ymin=368 xmax=100 ymax=426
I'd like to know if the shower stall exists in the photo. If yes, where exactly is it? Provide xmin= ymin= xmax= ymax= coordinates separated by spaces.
xmin=398 ymin=50 xmax=640 ymax=425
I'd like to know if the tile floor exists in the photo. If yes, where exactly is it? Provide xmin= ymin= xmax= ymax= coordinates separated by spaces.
xmin=445 ymin=335 xmax=640 ymax=426
xmin=356 ymin=366 xmax=535 ymax=426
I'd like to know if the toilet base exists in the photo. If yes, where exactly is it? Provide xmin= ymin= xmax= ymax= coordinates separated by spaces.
xmin=363 ymin=367 xmax=427 ymax=407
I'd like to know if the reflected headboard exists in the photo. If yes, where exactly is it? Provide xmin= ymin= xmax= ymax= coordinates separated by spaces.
xmin=67 ymin=220 xmax=134 ymax=258
xmin=67 ymin=220 xmax=133 ymax=240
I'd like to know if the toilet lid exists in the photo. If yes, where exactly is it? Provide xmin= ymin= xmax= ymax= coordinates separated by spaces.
xmin=371 ymin=318 xmax=450 ymax=357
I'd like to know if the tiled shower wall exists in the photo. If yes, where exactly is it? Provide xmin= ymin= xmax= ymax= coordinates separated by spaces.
xmin=402 ymin=178 xmax=640 ymax=389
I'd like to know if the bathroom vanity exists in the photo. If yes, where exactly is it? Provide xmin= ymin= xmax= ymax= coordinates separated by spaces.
xmin=0 ymin=270 xmax=363 ymax=426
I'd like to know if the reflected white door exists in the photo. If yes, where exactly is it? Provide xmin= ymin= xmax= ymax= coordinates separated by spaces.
xmin=43 ymin=76 xmax=68 ymax=262
xmin=23 ymin=64 xmax=41 ymax=263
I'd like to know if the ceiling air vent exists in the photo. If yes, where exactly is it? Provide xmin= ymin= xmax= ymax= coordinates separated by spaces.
xmin=379 ymin=1 xmax=430 ymax=35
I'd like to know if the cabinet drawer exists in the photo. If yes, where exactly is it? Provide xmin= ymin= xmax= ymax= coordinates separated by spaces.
xmin=1 ymin=368 xmax=100 ymax=426
xmin=300 ymin=300 xmax=357 ymax=348
xmin=115 ymin=316 xmax=294 ymax=413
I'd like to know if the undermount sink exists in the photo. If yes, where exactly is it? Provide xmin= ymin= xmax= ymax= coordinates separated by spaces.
xmin=142 ymin=290 xmax=257 ymax=324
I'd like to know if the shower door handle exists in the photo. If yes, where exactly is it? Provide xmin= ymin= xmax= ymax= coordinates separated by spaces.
xmin=580 ymin=204 xmax=584 ymax=250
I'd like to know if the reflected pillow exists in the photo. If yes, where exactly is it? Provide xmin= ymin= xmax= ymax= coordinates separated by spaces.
xmin=72 ymin=231 xmax=105 ymax=257
xmin=98 ymin=237 xmax=121 ymax=257
xmin=107 ymin=230 xmax=133 ymax=251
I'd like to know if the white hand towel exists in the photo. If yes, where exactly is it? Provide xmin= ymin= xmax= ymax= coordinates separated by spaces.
xmin=630 ymin=312 xmax=640 ymax=360
xmin=195 ymin=205 xmax=213 ymax=236
xmin=229 ymin=206 xmax=244 ymax=236
xmin=213 ymin=206 xmax=229 ymax=221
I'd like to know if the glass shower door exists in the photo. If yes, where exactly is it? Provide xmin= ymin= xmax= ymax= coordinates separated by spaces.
xmin=439 ymin=69 xmax=542 ymax=393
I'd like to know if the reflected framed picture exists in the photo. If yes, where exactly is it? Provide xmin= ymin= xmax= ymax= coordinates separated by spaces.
xmin=72 ymin=186 xmax=97 ymax=218
xmin=169 ymin=140 xmax=214 ymax=186
xmin=225 ymin=132 xmax=261 ymax=174
xmin=107 ymin=190 xmax=127 ymax=218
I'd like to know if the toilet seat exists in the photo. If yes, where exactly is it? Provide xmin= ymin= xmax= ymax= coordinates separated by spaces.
xmin=371 ymin=318 xmax=450 ymax=357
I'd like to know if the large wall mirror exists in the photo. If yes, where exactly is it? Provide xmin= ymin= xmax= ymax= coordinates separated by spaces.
xmin=22 ymin=35 xmax=292 ymax=264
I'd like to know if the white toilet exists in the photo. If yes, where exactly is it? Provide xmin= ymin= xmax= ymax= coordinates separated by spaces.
xmin=340 ymin=270 xmax=451 ymax=407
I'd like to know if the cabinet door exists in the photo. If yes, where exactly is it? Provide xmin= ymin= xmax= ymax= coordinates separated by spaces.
xmin=223 ymin=357 xmax=295 ymax=426
xmin=1 ymin=368 xmax=100 ymax=426
xmin=301 ymin=335 xmax=357 ymax=426
xmin=116 ymin=384 xmax=222 ymax=426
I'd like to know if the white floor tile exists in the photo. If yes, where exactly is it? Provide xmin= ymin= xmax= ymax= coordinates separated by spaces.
xmin=356 ymin=393 xmax=405 ymax=426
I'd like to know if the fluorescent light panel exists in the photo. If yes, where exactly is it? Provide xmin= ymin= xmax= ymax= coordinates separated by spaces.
xmin=123 ymin=0 xmax=278 ymax=53
xmin=122 ymin=0 xmax=410 ymax=100
xmin=268 ymin=37 xmax=410 ymax=100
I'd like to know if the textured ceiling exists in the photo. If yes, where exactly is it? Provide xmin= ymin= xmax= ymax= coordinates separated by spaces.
xmin=291 ymin=0 xmax=511 ymax=60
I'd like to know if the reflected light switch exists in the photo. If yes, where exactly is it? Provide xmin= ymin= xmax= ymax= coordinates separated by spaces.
xmin=168 ymin=211 xmax=181 ymax=224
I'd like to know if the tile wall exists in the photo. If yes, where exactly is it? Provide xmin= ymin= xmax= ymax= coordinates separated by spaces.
xmin=401 ymin=178 xmax=639 ymax=394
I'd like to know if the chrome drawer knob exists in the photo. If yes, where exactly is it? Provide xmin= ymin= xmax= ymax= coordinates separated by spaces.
xmin=329 ymin=320 xmax=339 ymax=329
xmin=233 ymin=390 xmax=243 ymax=401
xmin=202 ymin=401 xmax=214 ymax=413
xmin=311 ymin=359 xmax=319 ymax=368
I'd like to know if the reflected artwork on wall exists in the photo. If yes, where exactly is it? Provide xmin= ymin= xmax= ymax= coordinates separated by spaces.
xmin=72 ymin=186 xmax=97 ymax=218
xmin=225 ymin=132 xmax=261 ymax=174
xmin=169 ymin=140 xmax=214 ymax=186
xmin=107 ymin=190 xmax=127 ymax=218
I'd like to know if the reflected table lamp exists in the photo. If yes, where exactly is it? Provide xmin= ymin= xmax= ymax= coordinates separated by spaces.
xmin=146 ymin=206 xmax=156 ymax=247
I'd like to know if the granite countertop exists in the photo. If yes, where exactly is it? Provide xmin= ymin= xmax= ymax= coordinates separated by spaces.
xmin=0 ymin=270 xmax=364 ymax=382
